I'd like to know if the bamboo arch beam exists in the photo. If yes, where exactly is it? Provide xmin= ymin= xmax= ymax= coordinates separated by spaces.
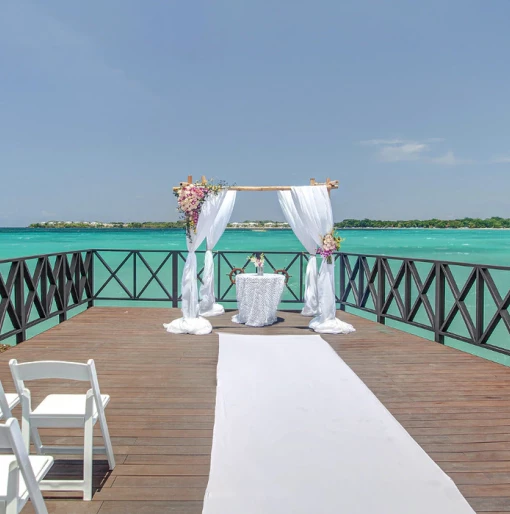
xmin=173 ymin=177 xmax=339 ymax=192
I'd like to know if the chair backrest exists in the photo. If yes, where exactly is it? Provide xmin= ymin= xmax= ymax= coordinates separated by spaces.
xmin=9 ymin=359 xmax=92 ymax=395
xmin=0 ymin=418 xmax=49 ymax=513
xmin=0 ymin=380 xmax=13 ymax=420
xmin=9 ymin=359 xmax=104 ymax=415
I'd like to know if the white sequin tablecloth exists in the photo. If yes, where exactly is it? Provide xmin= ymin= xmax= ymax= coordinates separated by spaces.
xmin=232 ymin=273 xmax=285 ymax=327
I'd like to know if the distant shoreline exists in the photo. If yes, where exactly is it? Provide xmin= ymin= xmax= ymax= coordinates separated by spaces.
xmin=25 ymin=217 xmax=510 ymax=231
xmin=20 ymin=226 xmax=510 ymax=231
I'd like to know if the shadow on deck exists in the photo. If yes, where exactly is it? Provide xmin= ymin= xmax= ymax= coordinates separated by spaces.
xmin=1 ymin=307 xmax=510 ymax=513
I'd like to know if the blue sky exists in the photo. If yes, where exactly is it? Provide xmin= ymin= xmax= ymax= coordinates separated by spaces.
xmin=1 ymin=0 xmax=509 ymax=226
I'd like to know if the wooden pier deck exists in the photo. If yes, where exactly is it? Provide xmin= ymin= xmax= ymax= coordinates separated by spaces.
xmin=1 ymin=307 xmax=510 ymax=513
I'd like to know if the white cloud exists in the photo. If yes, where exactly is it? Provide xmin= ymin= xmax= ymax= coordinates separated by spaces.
xmin=361 ymin=138 xmax=431 ymax=162
xmin=491 ymin=155 xmax=510 ymax=164
xmin=429 ymin=151 xmax=472 ymax=166
xmin=424 ymin=138 xmax=447 ymax=143
xmin=361 ymin=138 xmax=470 ymax=165
xmin=378 ymin=142 xmax=429 ymax=162
xmin=362 ymin=138 xmax=406 ymax=146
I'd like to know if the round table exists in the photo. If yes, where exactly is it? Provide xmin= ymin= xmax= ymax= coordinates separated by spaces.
xmin=232 ymin=273 xmax=285 ymax=327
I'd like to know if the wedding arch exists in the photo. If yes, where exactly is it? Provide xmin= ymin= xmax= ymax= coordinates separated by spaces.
xmin=163 ymin=176 xmax=355 ymax=336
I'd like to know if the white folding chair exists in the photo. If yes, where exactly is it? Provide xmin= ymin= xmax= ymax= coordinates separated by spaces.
xmin=0 ymin=418 xmax=53 ymax=514
xmin=9 ymin=359 xmax=115 ymax=501
xmin=0 ymin=381 xmax=19 ymax=420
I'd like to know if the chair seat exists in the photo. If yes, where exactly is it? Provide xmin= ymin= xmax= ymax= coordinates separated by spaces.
xmin=6 ymin=393 xmax=19 ymax=410
xmin=0 ymin=454 xmax=54 ymax=500
xmin=0 ymin=393 xmax=20 ymax=418
xmin=31 ymin=394 xmax=110 ymax=426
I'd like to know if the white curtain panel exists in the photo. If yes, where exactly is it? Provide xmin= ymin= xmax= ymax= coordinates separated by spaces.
xmin=277 ymin=190 xmax=319 ymax=316
xmin=164 ymin=190 xmax=228 ymax=335
xmin=291 ymin=186 xmax=355 ymax=334
xmin=199 ymin=190 xmax=237 ymax=317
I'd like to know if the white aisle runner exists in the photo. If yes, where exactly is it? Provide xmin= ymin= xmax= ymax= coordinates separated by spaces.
xmin=203 ymin=333 xmax=475 ymax=514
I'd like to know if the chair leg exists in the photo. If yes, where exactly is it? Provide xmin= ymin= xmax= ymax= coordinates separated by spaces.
xmin=0 ymin=499 xmax=17 ymax=514
xmin=20 ymin=395 xmax=31 ymax=453
xmin=5 ymin=464 xmax=18 ymax=514
xmin=98 ymin=412 xmax=115 ymax=470
xmin=83 ymin=398 xmax=94 ymax=501
xmin=31 ymin=426 xmax=44 ymax=454
xmin=21 ymin=422 xmax=44 ymax=455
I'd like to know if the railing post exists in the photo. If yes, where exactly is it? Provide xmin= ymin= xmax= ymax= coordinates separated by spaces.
xmin=74 ymin=252 xmax=81 ymax=304
xmin=41 ymin=256 xmax=49 ymax=316
xmin=434 ymin=262 xmax=445 ymax=344
xmin=172 ymin=251 xmax=179 ymax=308
xmin=14 ymin=261 xmax=26 ymax=344
xmin=217 ymin=251 xmax=221 ymax=303
xmin=405 ymin=260 xmax=411 ymax=322
xmin=377 ymin=257 xmax=386 ymax=325
xmin=299 ymin=252 xmax=304 ymax=304
xmin=133 ymin=251 xmax=137 ymax=300
xmin=339 ymin=253 xmax=346 ymax=312
xmin=59 ymin=255 xmax=67 ymax=323
xmin=358 ymin=256 xmax=365 ymax=309
xmin=88 ymin=251 xmax=95 ymax=308
xmin=476 ymin=266 xmax=484 ymax=345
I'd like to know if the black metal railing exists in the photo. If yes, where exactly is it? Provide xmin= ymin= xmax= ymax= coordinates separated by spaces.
xmin=1 ymin=249 xmax=509 ymax=358
xmin=0 ymin=251 xmax=94 ymax=344
xmin=336 ymin=253 xmax=510 ymax=356
xmin=91 ymin=250 xmax=307 ymax=306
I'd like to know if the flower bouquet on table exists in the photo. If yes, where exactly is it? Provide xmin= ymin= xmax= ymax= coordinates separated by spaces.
xmin=316 ymin=230 xmax=342 ymax=264
xmin=248 ymin=253 xmax=265 ymax=275
xmin=174 ymin=179 xmax=227 ymax=242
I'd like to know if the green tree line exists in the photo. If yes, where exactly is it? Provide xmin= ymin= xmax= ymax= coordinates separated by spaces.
xmin=30 ymin=217 xmax=510 ymax=229
xmin=335 ymin=217 xmax=510 ymax=229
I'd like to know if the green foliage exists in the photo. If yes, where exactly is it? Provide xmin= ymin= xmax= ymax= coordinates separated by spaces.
xmin=334 ymin=217 xmax=510 ymax=229
xmin=29 ymin=217 xmax=510 ymax=230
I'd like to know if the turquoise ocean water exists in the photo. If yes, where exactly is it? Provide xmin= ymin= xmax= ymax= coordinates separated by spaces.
xmin=1 ymin=228 xmax=510 ymax=365
xmin=2 ymin=227 xmax=510 ymax=264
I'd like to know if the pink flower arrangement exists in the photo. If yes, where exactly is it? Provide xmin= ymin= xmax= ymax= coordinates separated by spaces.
xmin=174 ymin=180 xmax=226 ymax=241
xmin=248 ymin=252 xmax=265 ymax=268
xmin=177 ymin=184 xmax=206 ymax=227
xmin=316 ymin=230 xmax=342 ymax=264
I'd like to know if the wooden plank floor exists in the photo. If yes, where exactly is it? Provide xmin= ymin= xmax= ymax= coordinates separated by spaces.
xmin=1 ymin=307 xmax=510 ymax=513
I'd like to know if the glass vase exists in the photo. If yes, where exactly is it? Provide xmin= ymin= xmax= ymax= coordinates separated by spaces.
xmin=256 ymin=266 xmax=264 ymax=276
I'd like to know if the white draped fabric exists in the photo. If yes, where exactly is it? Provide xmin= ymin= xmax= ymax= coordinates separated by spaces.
xmin=199 ymin=191 xmax=237 ymax=317
xmin=290 ymin=186 xmax=355 ymax=334
xmin=231 ymin=274 xmax=285 ymax=326
xmin=203 ymin=333 xmax=476 ymax=514
xmin=277 ymin=191 xmax=319 ymax=316
xmin=164 ymin=190 xmax=228 ymax=335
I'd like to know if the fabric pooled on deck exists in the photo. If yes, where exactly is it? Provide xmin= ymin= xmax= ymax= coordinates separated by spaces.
xmin=203 ymin=333 xmax=475 ymax=514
